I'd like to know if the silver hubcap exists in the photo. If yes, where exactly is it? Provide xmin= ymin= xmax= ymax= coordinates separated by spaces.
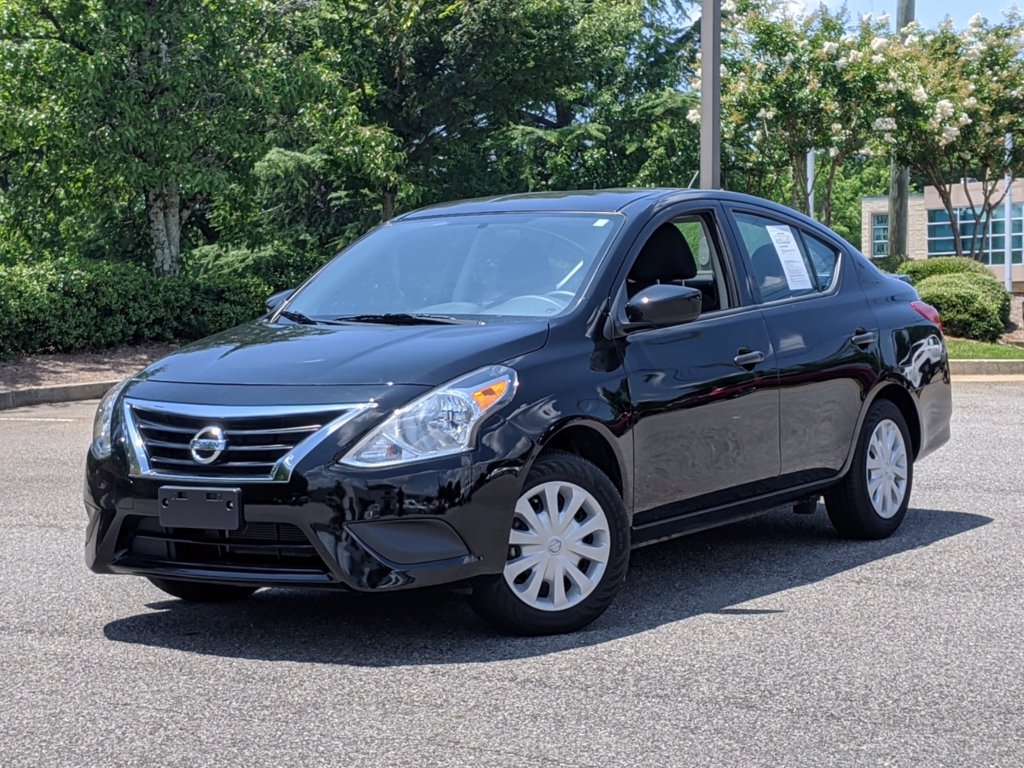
xmin=503 ymin=480 xmax=611 ymax=612
xmin=865 ymin=419 xmax=909 ymax=519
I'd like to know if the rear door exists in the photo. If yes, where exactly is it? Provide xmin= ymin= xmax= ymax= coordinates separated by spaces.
xmin=620 ymin=203 xmax=781 ymax=525
xmin=723 ymin=205 xmax=882 ymax=484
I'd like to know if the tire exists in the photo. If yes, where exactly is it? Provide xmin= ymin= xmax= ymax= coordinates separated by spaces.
xmin=825 ymin=399 xmax=914 ymax=540
xmin=147 ymin=577 xmax=258 ymax=603
xmin=470 ymin=452 xmax=630 ymax=636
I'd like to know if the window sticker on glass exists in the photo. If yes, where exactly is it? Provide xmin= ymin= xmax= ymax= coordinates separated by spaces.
xmin=765 ymin=225 xmax=813 ymax=290
xmin=593 ymin=218 xmax=610 ymax=227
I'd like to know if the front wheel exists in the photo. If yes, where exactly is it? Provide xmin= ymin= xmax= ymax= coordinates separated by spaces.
xmin=470 ymin=452 xmax=630 ymax=635
xmin=825 ymin=399 xmax=914 ymax=539
xmin=147 ymin=577 xmax=258 ymax=603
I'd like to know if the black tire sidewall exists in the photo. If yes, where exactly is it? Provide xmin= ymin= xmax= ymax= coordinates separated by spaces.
xmin=470 ymin=452 xmax=630 ymax=635
xmin=829 ymin=400 xmax=914 ymax=539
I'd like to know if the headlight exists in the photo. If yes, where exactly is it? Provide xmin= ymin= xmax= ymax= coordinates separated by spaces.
xmin=90 ymin=379 xmax=130 ymax=459
xmin=341 ymin=366 xmax=517 ymax=468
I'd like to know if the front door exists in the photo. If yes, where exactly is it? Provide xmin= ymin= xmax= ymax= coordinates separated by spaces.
xmin=619 ymin=206 xmax=781 ymax=526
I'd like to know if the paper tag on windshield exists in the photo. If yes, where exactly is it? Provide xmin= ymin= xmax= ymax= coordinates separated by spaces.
xmin=765 ymin=225 xmax=813 ymax=291
xmin=593 ymin=218 xmax=610 ymax=227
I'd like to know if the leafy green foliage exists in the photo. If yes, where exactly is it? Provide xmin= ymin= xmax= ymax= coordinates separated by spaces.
xmin=902 ymin=256 xmax=996 ymax=282
xmin=0 ymin=258 xmax=269 ymax=359
xmin=916 ymin=272 xmax=1009 ymax=342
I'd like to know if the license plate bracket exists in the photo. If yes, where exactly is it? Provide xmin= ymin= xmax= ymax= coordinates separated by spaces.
xmin=158 ymin=486 xmax=242 ymax=530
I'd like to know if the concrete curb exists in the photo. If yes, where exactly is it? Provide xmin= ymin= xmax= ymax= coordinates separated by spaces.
xmin=0 ymin=360 xmax=1020 ymax=412
xmin=949 ymin=359 xmax=1024 ymax=376
xmin=0 ymin=381 xmax=118 ymax=411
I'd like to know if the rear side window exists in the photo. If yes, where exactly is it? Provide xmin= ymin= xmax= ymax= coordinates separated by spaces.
xmin=733 ymin=212 xmax=817 ymax=302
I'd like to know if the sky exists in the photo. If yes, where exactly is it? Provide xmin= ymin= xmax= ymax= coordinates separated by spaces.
xmin=793 ymin=1 xmax=1021 ymax=28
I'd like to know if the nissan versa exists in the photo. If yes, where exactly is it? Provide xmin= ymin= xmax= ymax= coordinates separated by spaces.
xmin=85 ymin=189 xmax=952 ymax=635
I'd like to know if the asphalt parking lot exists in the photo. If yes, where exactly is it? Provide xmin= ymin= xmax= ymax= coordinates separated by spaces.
xmin=1 ymin=382 xmax=1022 ymax=767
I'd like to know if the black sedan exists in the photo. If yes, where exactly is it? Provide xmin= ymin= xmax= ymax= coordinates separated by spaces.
xmin=85 ymin=189 xmax=951 ymax=635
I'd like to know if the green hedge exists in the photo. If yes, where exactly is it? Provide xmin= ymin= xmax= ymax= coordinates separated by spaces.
xmin=916 ymin=272 xmax=1009 ymax=342
xmin=0 ymin=257 xmax=272 ymax=359
xmin=901 ymin=256 xmax=994 ymax=284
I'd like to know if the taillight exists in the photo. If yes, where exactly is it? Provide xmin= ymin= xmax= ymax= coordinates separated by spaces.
xmin=911 ymin=300 xmax=943 ymax=334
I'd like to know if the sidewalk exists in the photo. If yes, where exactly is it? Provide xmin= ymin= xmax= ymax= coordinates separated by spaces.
xmin=1 ymin=341 xmax=1022 ymax=411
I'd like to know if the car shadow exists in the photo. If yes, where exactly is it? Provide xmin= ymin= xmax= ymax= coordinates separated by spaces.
xmin=103 ymin=506 xmax=989 ymax=666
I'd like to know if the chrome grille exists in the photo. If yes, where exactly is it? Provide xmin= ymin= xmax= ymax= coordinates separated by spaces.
xmin=124 ymin=400 xmax=370 ymax=482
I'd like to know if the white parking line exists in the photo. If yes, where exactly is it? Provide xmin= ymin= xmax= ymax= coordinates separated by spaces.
xmin=0 ymin=416 xmax=82 ymax=423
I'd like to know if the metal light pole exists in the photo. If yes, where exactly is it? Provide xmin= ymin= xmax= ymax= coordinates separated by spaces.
xmin=700 ymin=0 xmax=721 ymax=189
xmin=1005 ymin=133 xmax=1013 ymax=291
xmin=887 ymin=0 xmax=915 ymax=259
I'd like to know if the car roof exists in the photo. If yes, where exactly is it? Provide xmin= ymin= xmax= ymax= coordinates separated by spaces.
xmin=396 ymin=188 xmax=819 ymax=224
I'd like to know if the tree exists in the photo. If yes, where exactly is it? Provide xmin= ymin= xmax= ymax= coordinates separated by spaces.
xmin=0 ymin=0 xmax=284 ymax=275
xmin=715 ymin=2 xmax=894 ymax=225
xmin=878 ymin=13 xmax=1024 ymax=260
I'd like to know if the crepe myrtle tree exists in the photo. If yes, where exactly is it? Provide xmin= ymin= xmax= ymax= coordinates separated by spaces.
xmin=878 ymin=13 xmax=1024 ymax=260
xmin=702 ymin=2 xmax=894 ymax=223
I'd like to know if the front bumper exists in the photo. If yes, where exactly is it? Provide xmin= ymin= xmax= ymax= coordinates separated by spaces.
xmin=85 ymin=454 xmax=522 ymax=592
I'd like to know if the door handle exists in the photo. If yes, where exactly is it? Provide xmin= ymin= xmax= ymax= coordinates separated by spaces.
xmin=733 ymin=349 xmax=765 ymax=368
xmin=851 ymin=329 xmax=878 ymax=347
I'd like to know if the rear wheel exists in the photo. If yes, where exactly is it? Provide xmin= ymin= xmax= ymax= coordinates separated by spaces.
xmin=470 ymin=452 xmax=629 ymax=635
xmin=825 ymin=400 xmax=913 ymax=539
xmin=147 ymin=577 xmax=258 ymax=603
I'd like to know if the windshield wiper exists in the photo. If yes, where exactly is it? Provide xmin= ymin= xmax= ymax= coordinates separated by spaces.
xmin=277 ymin=309 xmax=319 ymax=325
xmin=333 ymin=313 xmax=464 ymax=326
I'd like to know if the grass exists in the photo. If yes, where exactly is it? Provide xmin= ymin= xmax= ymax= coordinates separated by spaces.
xmin=945 ymin=338 xmax=1024 ymax=359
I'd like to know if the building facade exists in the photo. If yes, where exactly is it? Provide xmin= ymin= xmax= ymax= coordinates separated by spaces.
xmin=861 ymin=180 xmax=1024 ymax=291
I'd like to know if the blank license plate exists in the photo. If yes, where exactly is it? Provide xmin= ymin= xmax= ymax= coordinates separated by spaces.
xmin=158 ymin=486 xmax=242 ymax=530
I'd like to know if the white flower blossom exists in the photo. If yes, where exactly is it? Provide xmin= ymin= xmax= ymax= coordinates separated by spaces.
xmin=841 ymin=34 xmax=856 ymax=44
xmin=686 ymin=108 xmax=701 ymax=125
xmin=871 ymin=54 xmax=884 ymax=64
xmin=884 ymin=133 xmax=896 ymax=144
xmin=722 ymin=0 xmax=736 ymax=13
xmin=848 ymin=50 xmax=864 ymax=63
xmin=831 ymin=122 xmax=844 ymax=135
xmin=829 ymin=147 xmax=840 ymax=158
xmin=870 ymin=37 xmax=889 ymax=52
xmin=958 ymin=113 xmax=972 ymax=127
xmin=912 ymin=85 xmax=928 ymax=103
xmin=873 ymin=117 xmax=897 ymax=132
xmin=753 ymin=130 xmax=763 ymax=143
xmin=878 ymin=13 xmax=890 ymax=26
xmin=940 ymin=125 xmax=960 ymax=146
xmin=756 ymin=107 xmax=775 ymax=120
xmin=968 ymin=13 xmax=984 ymax=29
xmin=935 ymin=99 xmax=955 ymax=120
xmin=835 ymin=57 xmax=848 ymax=70
xmin=905 ymin=34 xmax=919 ymax=45
xmin=783 ymin=52 xmax=795 ymax=66
xmin=798 ymin=39 xmax=809 ymax=49
xmin=823 ymin=42 xmax=839 ymax=55
xmin=862 ymin=13 xmax=873 ymax=23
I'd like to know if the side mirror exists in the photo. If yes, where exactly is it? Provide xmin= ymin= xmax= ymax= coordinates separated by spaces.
xmin=265 ymin=288 xmax=296 ymax=313
xmin=623 ymin=284 xmax=702 ymax=331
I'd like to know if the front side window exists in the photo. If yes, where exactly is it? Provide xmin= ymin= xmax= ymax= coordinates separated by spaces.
xmin=624 ymin=213 xmax=731 ymax=313
xmin=284 ymin=213 xmax=622 ymax=321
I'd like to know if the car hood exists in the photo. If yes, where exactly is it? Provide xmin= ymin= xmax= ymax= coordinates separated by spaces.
xmin=137 ymin=319 xmax=550 ymax=387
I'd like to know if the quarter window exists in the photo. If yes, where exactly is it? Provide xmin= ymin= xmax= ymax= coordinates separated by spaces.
xmin=802 ymin=233 xmax=841 ymax=291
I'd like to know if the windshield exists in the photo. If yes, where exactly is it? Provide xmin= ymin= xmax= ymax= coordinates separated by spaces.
xmin=283 ymin=213 xmax=622 ymax=322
